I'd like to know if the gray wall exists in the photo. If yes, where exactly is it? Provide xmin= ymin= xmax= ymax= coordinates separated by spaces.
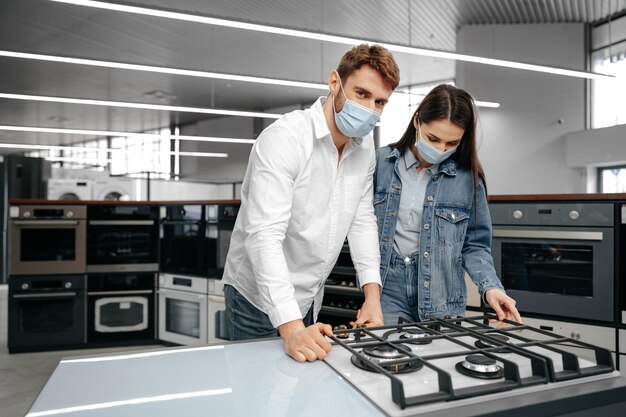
xmin=456 ymin=23 xmax=588 ymax=195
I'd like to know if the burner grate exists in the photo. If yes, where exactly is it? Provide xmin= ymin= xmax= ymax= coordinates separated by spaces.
xmin=328 ymin=314 xmax=615 ymax=410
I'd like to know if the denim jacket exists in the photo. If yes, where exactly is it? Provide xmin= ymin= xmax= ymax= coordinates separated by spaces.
xmin=373 ymin=146 xmax=504 ymax=320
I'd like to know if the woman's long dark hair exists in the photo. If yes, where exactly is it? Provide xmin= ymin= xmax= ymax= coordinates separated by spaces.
xmin=391 ymin=84 xmax=487 ymax=198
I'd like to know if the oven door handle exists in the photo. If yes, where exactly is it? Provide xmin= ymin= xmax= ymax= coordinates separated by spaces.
xmin=13 ymin=220 xmax=80 ymax=226
xmin=492 ymin=229 xmax=604 ymax=241
xmin=89 ymin=220 xmax=155 ymax=226
xmin=87 ymin=290 xmax=153 ymax=296
xmin=13 ymin=292 xmax=78 ymax=298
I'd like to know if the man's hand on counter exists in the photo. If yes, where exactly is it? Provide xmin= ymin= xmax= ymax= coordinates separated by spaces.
xmin=278 ymin=319 xmax=333 ymax=363
xmin=350 ymin=283 xmax=384 ymax=328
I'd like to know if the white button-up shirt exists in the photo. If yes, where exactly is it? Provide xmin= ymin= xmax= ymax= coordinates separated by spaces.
xmin=222 ymin=97 xmax=381 ymax=327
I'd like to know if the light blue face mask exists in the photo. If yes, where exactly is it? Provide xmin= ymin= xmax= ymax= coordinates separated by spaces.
xmin=332 ymin=72 xmax=381 ymax=137
xmin=416 ymin=124 xmax=458 ymax=165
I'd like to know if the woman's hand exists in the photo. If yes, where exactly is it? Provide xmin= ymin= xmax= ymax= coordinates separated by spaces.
xmin=485 ymin=289 xmax=522 ymax=329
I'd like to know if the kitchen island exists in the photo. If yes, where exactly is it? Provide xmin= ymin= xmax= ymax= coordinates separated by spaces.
xmin=27 ymin=337 xmax=626 ymax=417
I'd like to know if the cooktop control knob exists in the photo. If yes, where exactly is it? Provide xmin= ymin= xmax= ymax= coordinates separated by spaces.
xmin=21 ymin=283 xmax=29 ymax=290
xmin=512 ymin=210 xmax=523 ymax=220
xmin=66 ymin=211 xmax=74 ymax=218
xmin=569 ymin=210 xmax=580 ymax=220
xmin=65 ymin=282 xmax=73 ymax=289
xmin=570 ymin=331 xmax=581 ymax=340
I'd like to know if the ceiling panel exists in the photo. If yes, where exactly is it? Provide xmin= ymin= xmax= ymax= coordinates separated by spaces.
xmin=0 ymin=0 xmax=624 ymax=157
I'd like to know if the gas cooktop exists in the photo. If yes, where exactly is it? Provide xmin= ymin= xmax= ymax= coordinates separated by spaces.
xmin=323 ymin=314 xmax=617 ymax=416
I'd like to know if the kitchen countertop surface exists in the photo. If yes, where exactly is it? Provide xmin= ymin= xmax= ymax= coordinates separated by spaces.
xmin=27 ymin=338 xmax=626 ymax=417
xmin=26 ymin=339 xmax=384 ymax=417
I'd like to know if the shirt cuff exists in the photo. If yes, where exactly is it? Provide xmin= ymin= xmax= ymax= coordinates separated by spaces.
xmin=267 ymin=299 xmax=303 ymax=328
xmin=357 ymin=268 xmax=382 ymax=289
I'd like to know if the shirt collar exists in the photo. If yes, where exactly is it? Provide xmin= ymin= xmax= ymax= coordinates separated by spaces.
xmin=402 ymin=148 xmax=438 ymax=172
xmin=311 ymin=96 xmax=364 ymax=146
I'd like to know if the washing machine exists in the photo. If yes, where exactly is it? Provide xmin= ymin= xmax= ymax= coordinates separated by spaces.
xmin=92 ymin=178 xmax=136 ymax=201
xmin=47 ymin=179 xmax=93 ymax=200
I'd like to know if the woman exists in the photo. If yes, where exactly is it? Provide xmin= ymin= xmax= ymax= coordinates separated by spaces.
xmin=373 ymin=84 xmax=521 ymax=326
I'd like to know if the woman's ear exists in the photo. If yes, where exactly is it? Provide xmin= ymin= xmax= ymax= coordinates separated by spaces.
xmin=413 ymin=112 xmax=419 ymax=129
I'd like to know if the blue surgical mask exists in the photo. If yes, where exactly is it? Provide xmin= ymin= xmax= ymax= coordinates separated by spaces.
xmin=332 ymin=72 xmax=380 ymax=137
xmin=416 ymin=125 xmax=457 ymax=165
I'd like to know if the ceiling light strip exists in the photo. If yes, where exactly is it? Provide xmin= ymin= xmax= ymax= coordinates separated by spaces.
xmin=0 ymin=142 xmax=228 ymax=158
xmin=0 ymin=50 xmax=327 ymax=90
xmin=0 ymin=125 xmax=256 ymax=144
xmin=48 ymin=0 xmax=612 ymax=80
xmin=0 ymin=93 xmax=283 ymax=119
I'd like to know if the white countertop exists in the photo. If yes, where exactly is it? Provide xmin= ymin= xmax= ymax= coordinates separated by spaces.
xmin=26 ymin=339 xmax=384 ymax=417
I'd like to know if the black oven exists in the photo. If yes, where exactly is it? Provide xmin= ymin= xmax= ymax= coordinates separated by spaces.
xmin=206 ymin=203 xmax=239 ymax=278
xmin=9 ymin=205 xmax=86 ymax=275
xmin=615 ymin=203 xmax=626 ymax=324
xmin=87 ymin=272 xmax=156 ymax=344
xmin=491 ymin=202 xmax=614 ymax=322
xmin=160 ymin=205 xmax=208 ymax=276
xmin=87 ymin=205 xmax=159 ymax=273
xmin=8 ymin=274 xmax=86 ymax=352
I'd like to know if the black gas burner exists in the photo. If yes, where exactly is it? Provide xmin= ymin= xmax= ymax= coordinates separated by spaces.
xmin=455 ymin=354 xmax=504 ymax=379
xmin=351 ymin=344 xmax=423 ymax=374
xmin=475 ymin=334 xmax=511 ymax=353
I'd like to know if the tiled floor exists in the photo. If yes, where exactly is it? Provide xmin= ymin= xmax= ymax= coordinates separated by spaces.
xmin=0 ymin=284 xmax=164 ymax=417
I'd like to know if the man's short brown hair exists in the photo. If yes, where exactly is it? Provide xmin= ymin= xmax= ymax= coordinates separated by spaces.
xmin=336 ymin=44 xmax=400 ymax=90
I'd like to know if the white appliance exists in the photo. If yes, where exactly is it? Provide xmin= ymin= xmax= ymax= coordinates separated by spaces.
xmin=158 ymin=273 xmax=208 ymax=346
xmin=47 ymin=179 xmax=92 ymax=200
xmin=92 ymin=178 xmax=136 ymax=201
xmin=208 ymin=279 xmax=229 ymax=343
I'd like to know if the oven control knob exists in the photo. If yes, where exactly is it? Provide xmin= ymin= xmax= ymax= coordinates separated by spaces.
xmin=21 ymin=283 xmax=29 ymax=290
xmin=512 ymin=210 xmax=523 ymax=220
xmin=65 ymin=282 xmax=72 ymax=289
xmin=568 ymin=210 xmax=580 ymax=220
xmin=570 ymin=331 xmax=581 ymax=340
xmin=23 ymin=211 xmax=31 ymax=218
xmin=66 ymin=211 xmax=74 ymax=218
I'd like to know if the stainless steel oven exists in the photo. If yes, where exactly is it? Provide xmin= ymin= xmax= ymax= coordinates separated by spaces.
xmin=87 ymin=272 xmax=156 ymax=344
xmin=8 ymin=274 xmax=86 ymax=352
xmin=87 ymin=205 xmax=159 ymax=273
xmin=490 ymin=202 xmax=614 ymax=322
xmin=9 ymin=205 xmax=86 ymax=275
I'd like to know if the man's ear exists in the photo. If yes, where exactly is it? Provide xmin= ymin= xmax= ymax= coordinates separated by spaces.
xmin=328 ymin=70 xmax=340 ymax=96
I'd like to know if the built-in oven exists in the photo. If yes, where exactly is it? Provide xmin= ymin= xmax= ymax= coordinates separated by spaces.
xmin=8 ymin=274 xmax=86 ymax=352
xmin=158 ymin=273 xmax=208 ymax=345
xmin=9 ymin=205 xmax=86 ymax=275
xmin=490 ymin=202 xmax=614 ymax=322
xmin=207 ymin=279 xmax=229 ymax=343
xmin=160 ymin=205 xmax=208 ymax=276
xmin=206 ymin=203 xmax=239 ymax=278
xmin=615 ymin=203 xmax=626 ymax=324
xmin=87 ymin=272 xmax=156 ymax=344
xmin=87 ymin=205 xmax=159 ymax=273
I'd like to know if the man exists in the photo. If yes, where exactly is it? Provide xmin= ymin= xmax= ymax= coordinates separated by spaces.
xmin=222 ymin=44 xmax=400 ymax=362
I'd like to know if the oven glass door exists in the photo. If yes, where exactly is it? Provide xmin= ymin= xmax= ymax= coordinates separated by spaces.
xmin=10 ymin=220 xmax=86 ymax=275
xmin=492 ymin=226 xmax=614 ymax=321
xmin=160 ymin=221 xmax=207 ymax=275
xmin=159 ymin=290 xmax=207 ymax=345
xmin=87 ymin=221 xmax=158 ymax=265
xmin=94 ymin=296 xmax=148 ymax=332
xmin=206 ymin=224 xmax=233 ymax=278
